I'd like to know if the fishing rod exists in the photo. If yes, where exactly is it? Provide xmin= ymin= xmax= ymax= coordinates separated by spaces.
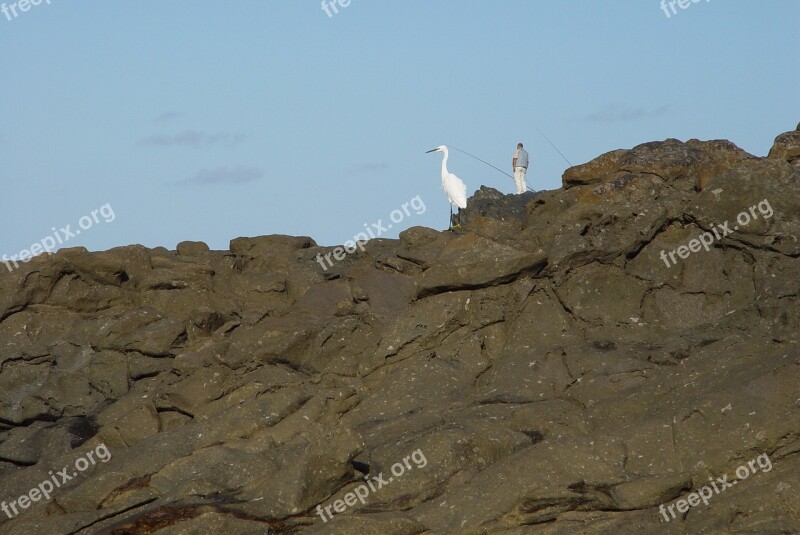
xmin=534 ymin=126 xmax=573 ymax=167
xmin=448 ymin=129 xmax=573 ymax=193
xmin=447 ymin=145 xmax=536 ymax=193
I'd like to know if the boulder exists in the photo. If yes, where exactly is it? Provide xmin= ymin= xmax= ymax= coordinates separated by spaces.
xmin=176 ymin=240 xmax=210 ymax=256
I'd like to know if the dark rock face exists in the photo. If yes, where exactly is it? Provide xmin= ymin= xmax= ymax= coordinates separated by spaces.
xmin=455 ymin=185 xmax=538 ymax=224
xmin=1 ymin=126 xmax=799 ymax=534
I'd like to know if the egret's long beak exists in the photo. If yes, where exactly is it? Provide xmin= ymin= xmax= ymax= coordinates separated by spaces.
xmin=425 ymin=148 xmax=438 ymax=153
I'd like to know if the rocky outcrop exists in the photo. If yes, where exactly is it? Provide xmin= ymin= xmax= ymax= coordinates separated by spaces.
xmin=1 ymin=125 xmax=799 ymax=534
xmin=768 ymin=122 xmax=800 ymax=169
xmin=562 ymin=138 xmax=757 ymax=191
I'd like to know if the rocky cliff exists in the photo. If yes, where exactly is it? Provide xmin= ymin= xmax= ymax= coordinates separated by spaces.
xmin=1 ymin=125 xmax=799 ymax=534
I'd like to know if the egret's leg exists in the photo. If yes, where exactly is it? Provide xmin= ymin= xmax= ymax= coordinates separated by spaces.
xmin=449 ymin=204 xmax=453 ymax=230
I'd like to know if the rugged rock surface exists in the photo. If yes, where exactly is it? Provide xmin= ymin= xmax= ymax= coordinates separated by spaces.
xmin=767 ymin=122 xmax=800 ymax=170
xmin=1 ymin=125 xmax=799 ymax=534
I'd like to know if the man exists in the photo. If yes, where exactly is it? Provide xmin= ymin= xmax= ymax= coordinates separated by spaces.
xmin=512 ymin=143 xmax=529 ymax=194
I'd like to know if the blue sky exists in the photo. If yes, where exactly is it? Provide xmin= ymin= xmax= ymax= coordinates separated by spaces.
xmin=1 ymin=1 xmax=798 ymax=256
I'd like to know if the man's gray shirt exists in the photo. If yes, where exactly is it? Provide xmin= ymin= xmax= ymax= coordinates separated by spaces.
xmin=514 ymin=148 xmax=529 ymax=169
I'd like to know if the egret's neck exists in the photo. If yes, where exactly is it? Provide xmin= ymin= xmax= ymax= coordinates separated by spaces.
xmin=440 ymin=148 xmax=449 ymax=178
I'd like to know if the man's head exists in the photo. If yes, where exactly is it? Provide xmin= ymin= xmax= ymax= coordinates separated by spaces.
xmin=517 ymin=143 xmax=523 ymax=149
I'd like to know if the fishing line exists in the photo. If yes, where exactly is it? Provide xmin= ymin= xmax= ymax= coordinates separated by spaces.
xmin=448 ymin=145 xmax=515 ymax=180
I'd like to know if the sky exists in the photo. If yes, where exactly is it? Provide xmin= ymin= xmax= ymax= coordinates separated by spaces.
xmin=1 ymin=0 xmax=798 ymax=257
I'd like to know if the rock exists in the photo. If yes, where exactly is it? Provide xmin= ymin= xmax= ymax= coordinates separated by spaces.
xmin=1 ymin=125 xmax=798 ymax=534
xmin=563 ymin=139 xmax=755 ymax=191
xmin=414 ymin=232 xmax=547 ymax=298
xmin=175 ymin=240 xmax=210 ymax=256
xmin=686 ymin=138 xmax=757 ymax=190
xmin=396 ymin=226 xmax=454 ymax=268
xmin=229 ymin=234 xmax=316 ymax=257
xmin=768 ymin=125 xmax=800 ymax=168
xmin=563 ymin=149 xmax=629 ymax=188
xmin=457 ymin=185 xmax=537 ymax=224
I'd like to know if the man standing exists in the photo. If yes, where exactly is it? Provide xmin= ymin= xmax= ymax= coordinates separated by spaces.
xmin=512 ymin=143 xmax=529 ymax=194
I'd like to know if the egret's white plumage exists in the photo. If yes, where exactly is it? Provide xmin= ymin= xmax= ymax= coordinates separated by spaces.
xmin=426 ymin=145 xmax=467 ymax=211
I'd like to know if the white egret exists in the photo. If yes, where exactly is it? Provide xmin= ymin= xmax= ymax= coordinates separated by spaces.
xmin=425 ymin=145 xmax=467 ymax=229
